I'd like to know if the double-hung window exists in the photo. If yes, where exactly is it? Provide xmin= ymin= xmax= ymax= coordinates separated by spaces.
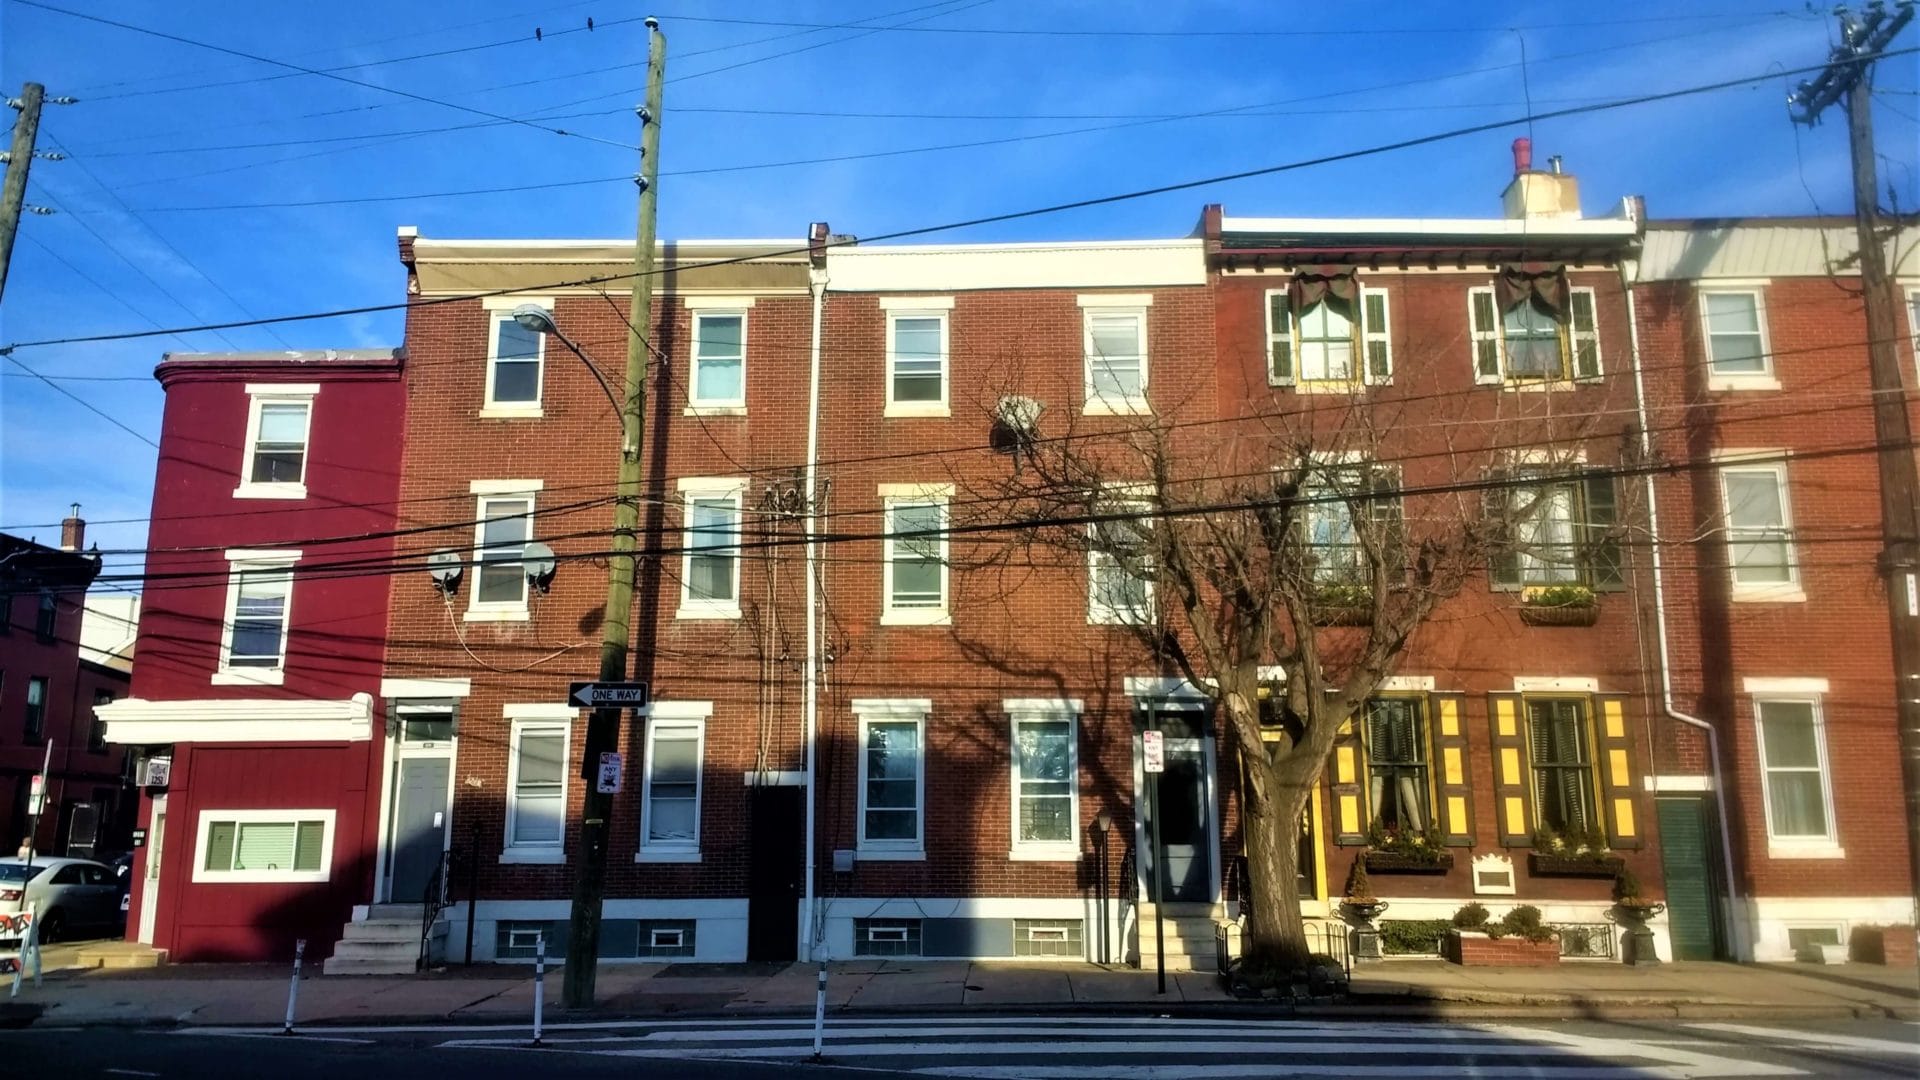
xmin=854 ymin=700 xmax=928 ymax=856
xmin=216 ymin=549 xmax=298 ymax=685
xmin=640 ymin=709 xmax=705 ymax=861
xmin=1268 ymin=287 xmax=1393 ymax=387
xmin=884 ymin=299 xmax=951 ymax=416
xmin=1719 ymin=461 xmax=1800 ymax=600
xmin=236 ymin=384 xmax=317 ymax=499
xmin=1470 ymin=286 xmax=1601 ymax=385
xmin=1008 ymin=700 xmax=1080 ymax=859
xmin=1088 ymin=491 xmax=1154 ymax=625
xmin=678 ymin=480 xmax=744 ymax=619
xmin=690 ymin=310 xmax=747 ymax=411
xmin=1527 ymin=699 xmax=1597 ymax=836
xmin=484 ymin=309 xmax=545 ymax=415
xmin=194 ymin=810 xmax=334 ymax=883
xmin=1753 ymin=694 xmax=1838 ymax=852
xmin=1365 ymin=698 xmax=1430 ymax=834
xmin=469 ymin=481 xmax=541 ymax=620
xmin=24 ymin=677 xmax=47 ymax=743
xmin=1489 ymin=469 xmax=1621 ymax=590
xmin=504 ymin=710 xmax=570 ymax=862
xmin=882 ymin=486 xmax=950 ymax=625
xmin=1302 ymin=462 xmax=1402 ymax=589
xmin=1297 ymin=298 xmax=1356 ymax=382
xmin=1701 ymin=289 xmax=1773 ymax=388
xmin=1080 ymin=298 xmax=1149 ymax=415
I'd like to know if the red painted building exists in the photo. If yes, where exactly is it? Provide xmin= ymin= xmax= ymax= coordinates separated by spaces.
xmin=1 ymin=519 xmax=132 ymax=863
xmin=100 ymin=350 xmax=405 ymax=963
xmin=1634 ymin=216 xmax=1920 ymax=961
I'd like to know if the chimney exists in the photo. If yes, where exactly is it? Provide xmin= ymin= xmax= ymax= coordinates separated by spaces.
xmin=1502 ymin=144 xmax=1583 ymax=220
xmin=60 ymin=503 xmax=85 ymax=552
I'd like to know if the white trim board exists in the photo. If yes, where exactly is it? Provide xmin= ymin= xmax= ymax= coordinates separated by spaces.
xmin=99 ymin=694 xmax=375 ymax=744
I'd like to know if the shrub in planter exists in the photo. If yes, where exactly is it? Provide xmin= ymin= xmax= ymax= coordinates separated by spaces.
xmin=1851 ymin=924 xmax=1918 ymax=967
xmin=1445 ymin=903 xmax=1561 ymax=966
xmin=1379 ymin=919 xmax=1452 ymax=956
xmin=1452 ymin=902 xmax=1490 ymax=931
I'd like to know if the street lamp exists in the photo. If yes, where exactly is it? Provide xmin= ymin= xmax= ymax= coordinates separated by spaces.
xmin=511 ymin=304 xmax=629 ymax=451
xmin=1092 ymin=810 xmax=1113 ymax=965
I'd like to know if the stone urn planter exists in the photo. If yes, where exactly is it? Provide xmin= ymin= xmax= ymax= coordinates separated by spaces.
xmin=1610 ymin=901 xmax=1665 ymax=966
xmin=1342 ymin=899 xmax=1389 ymax=961
xmin=1445 ymin=930 xmax=1561 ymax=967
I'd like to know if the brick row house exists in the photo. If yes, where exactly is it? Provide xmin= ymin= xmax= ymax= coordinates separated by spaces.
xmin=100 ymin=156 xmax=1918 ymax=969
xmin=1 ymin=517 xmax=132 ymax=864
xmin=99 ymin=350 xmax=405 ymax=963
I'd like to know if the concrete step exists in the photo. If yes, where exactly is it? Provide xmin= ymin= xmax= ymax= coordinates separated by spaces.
xmin=330 ymin=937 xmax=418 ymax=961
xmin=367 ymin=903 xmax=426 ymax=920
xmin=321 ymin=953 xmax=419 ymax=976
xmin=73 ymin=942 xmax=167 ymax=969
xmin=339 ymin=919 xmax=427 ymax=943
xmin=1136 ymin=901 xmax=1222 ymax=920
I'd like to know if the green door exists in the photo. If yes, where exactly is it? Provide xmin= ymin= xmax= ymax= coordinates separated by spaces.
xmin=1657 ymin=797 xmax=1722 ymax=960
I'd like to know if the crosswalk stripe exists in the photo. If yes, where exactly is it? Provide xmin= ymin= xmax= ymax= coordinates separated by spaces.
xmin=913 ymin=1067 xmax=1724 ymax=1080
xmin=611 ymin=1024 xmax=1499 ymax=1044
xmin=1687 ymin=1023 xmax=1920 ymax=1056
xmin=523 ymin=1038 xmax=1688 ymax=1059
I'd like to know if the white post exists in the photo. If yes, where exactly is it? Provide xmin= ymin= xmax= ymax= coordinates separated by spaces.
xmin=531 ymin=934 xmax=546 ymax=1047
xmin=282 ymin=939 xmax=305 ymax=1033
xmin=811 ymin=961 xmax=826 ymax=1060
xmin=7 ymin=905 xmax=34 ymax=998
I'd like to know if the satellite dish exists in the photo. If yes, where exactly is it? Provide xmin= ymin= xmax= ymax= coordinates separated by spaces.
xmin=426 ymin=550 xmax=463 ymax=594
xmin=992 ymin=395 xmax=1045 ymax=459
xmin=522 ymin=541 xmax=557 ymax=594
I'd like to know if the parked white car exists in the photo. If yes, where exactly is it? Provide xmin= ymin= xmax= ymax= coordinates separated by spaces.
xmin=0 ymin=856 xmax=121 ymax=943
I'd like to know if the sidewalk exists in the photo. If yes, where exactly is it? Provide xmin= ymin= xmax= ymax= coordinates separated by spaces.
xmin=4 ymin=953 xmax=1916 ymax=1029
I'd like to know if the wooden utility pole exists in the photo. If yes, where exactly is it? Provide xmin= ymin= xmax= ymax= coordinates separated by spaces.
xmin=0 ymin=82 xmax=47 ymax=306
xmin=1789 ymin=0 xmax=1920 ymax=926
xmin=564 ymin=17 xmax=665 ymax=1009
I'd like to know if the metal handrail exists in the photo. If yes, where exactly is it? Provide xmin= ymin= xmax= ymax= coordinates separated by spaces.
xmin=418 ymin=850 xmax=450 ymax=970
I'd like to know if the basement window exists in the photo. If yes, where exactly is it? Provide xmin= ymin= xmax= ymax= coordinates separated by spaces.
xmin=1013 ymin=919 xmax=1083 ymax=957
xmin=854 ymin=919 xmax=922 ymax=957
xmin=636 ymin=920 xmax=697 ymax=958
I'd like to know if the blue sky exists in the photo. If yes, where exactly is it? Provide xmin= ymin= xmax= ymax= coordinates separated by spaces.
xmin=1 ymin=0 xmax=1915 ymax=586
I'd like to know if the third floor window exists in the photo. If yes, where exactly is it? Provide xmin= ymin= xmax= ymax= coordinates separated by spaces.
xmin=1469 ymin=276 xmax=1601 ymax=386
xmin=237 ymin=385 xmax=316 ymax=499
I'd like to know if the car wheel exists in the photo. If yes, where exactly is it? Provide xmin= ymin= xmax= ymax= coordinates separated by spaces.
xmin=38 ymin=910 xmax=65 ymax=944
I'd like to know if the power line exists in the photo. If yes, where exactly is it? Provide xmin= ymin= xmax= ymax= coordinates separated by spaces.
xmin=13 ymin=0 xmax=640 ymax=153
xmin=16 ymin=49 xmax=1908 ymax=356
xmin=15 ymin=233 xmax=194 ymax=348
xmin=643 ymin=10 xmax=1807 ymax=38
xmin=1 ymin=354 xmax=159 ymax=448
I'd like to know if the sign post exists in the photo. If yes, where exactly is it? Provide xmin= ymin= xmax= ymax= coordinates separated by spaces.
xmin=1142 ymin=722 xmax=1166 ymax=996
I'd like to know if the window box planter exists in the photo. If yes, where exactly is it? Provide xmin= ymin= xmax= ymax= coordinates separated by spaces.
xmin=1363 ymin=851 xmax=1455 ymax=873
xmin=1527 ymin=852 xmax=1624 ymax=878
xmin=1851 ymin=925 xmax=1918 ymax=968
xmin=1518 ymin=584 xmax=1598 ymax=626
xmin=1311 ymin=606 xmax=1373 ymax=627
xmin=1310 ymin=584 xmax=1373 ymax=626
xmin=1444 ymin=930 xmax=1560 ymax=967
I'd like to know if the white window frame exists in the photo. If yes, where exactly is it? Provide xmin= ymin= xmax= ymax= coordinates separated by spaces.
xmin=1751 ymin=692 xmax=1841 ymax=857
xmin=481 ymin=298 xmax=549 ymax=418
xmin=689 ymin=308 xmax=749 ymax=413
xmin=881 ymin=483 xmax=951 ymax=626
xmin=1905 ymin=285 xmax=1920 ymax=381
xmin=883 ymin=301 xmax=952 ymax=418
xmin=677 ymin=477 xmax=747 ymax=620
xmin=467 ymin=480 xmax=542 ymax=622
xmin=853 ymin=699 xmax=930 ymax=859
xmin=1699 ymin=286 xmax=1778 ymax=391
xmin=1079 ymin=296 xmax=1150 ymax=416
xmin=191 ymin=808 xmax=335 ymax=884
xmin=1718 ymin=459 xmax=1803 ymax=602
xmin=234 ymin=383 xmax=318 ymax=500
xmin=213 ymin=548 xmax=300 ymax=686
xmin=1088 ymin=493 xmax=1155 ymax=625
xmin=1006 ymin=699 xmax=1082 ymax=861
xmin=503 ymin=707 xmax=573 ymax=864
xmin=1361 ymin=286 xmax=1394 ymax=385
xmin=1469 ymin=285 xmax=1594 ymax=389
xmin=639 ymin=709 xmax=706 ymax=862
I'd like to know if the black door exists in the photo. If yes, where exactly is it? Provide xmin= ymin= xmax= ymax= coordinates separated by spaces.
xmin=747 ymin=786 xmax=804 ymax=962
xmin=1658 ymin=796 xmax=1723 ymax=960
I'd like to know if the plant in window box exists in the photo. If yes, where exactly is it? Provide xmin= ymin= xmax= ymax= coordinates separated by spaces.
xmin=1608 ymin=868 xmax=1665 ymax=965
xmin=1310 ymin=580 xmax=1373 ymax=626
xmin=1518 ymin=583 xmax=1599 ymax=626
xmin=1529 ymin=823 xmax=1625 ymax=877
xmin=1363 ymin=822 xmax=1454 ymax=872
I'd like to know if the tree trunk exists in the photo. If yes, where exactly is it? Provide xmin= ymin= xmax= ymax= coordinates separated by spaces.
xmin=1238 ymin=757 xmax=1315 ymax=976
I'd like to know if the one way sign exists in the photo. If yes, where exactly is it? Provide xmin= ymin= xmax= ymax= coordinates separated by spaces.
xmin=569 ymin=681 xmax=650 ymax=709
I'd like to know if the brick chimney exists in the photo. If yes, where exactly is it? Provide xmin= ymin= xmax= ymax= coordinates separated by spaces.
xmin=60 ymin=503 xmax=84 ymax=552
xmin=1501 ymin=139 xmax=1583 ymax=220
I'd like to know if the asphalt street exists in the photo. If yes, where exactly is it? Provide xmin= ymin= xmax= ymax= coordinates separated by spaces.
xmin=3 ymin=1014 xmax=1918 ymax=1078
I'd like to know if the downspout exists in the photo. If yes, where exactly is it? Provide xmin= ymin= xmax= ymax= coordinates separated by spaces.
xmin=1624 ymin=253 xmax=1750 ymax=961
xmin=801 ymin=225 xmax=828 ymax=961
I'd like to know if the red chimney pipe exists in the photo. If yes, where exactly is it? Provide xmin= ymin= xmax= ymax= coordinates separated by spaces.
xmin=1512 ymin=137 xmax=1532 ymax=176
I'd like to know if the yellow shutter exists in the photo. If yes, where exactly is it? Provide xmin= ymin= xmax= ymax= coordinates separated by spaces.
xmin=1487 ymin=692 xmax=1533 ymax=846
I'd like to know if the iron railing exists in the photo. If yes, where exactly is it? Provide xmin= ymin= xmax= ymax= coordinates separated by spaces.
xmin=418 ymin=849 xmax=450 ymax=970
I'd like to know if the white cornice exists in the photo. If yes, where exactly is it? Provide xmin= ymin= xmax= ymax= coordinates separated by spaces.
xmin=100 ymin=693 xmax=375 ymax=744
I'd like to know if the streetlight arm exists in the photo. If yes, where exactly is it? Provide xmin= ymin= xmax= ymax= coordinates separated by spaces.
xmin=545 ymin=327 xmax=625 ymax=428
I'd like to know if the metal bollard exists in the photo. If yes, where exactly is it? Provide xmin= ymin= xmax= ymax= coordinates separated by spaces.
xmin=530 ymin=934 xmax=546 ymax=1047
xmin=282 ymin=939 xmax=306 ymax=1034
xmin=811 ymin=961 xmax=826 ymax=1061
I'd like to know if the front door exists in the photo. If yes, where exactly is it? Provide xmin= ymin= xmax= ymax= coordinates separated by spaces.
xmin=1657 ymin=796 xmax=1723 ymax=960
xmin=1141 ymin=711 xmax=1214 ymax=904
xmin=746 ymin=786 xmax=804 ymax=961
xmin=137 ymin=794 xmax=165 ymax=944
xmin=389 ymin=758 xmax=451 ymax=904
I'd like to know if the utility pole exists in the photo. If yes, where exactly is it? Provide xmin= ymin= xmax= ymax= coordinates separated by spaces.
xmin=564 ymin=17 xmax=664 ymax=1010
xmin=1789 ymin=0 xmax=1920 ymax=928
xmin=1 ymin=83 xmax=46 ymax=306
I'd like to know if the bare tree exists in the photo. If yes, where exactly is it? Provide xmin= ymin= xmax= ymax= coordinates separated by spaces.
xmin=958 ymin=386 xmax=1613 ymax=979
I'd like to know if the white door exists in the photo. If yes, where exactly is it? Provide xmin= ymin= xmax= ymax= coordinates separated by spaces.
xmin=137 ymin=795 xmax=166 ymax=944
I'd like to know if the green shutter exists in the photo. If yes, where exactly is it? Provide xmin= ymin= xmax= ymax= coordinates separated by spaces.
xmin=1362 ymin=289 xmax=1392 ymax=383
xmin=204 ymin=821 xmax=236 ymax=872
xmin=1485 ymin=477 xmax=1521 ymax=589
xmin=1570 ymin=290 xmax=1602 ymax=380
xmin=1584 ymin=474 xmax=1623 ymax=589
xmin=1370 ymin=466 xmax=1406 ymax=579
xmin=1471 ymin=290 xmax=1502 ymax=383
xmin=295 ymin=821 xmax=326 ymax=872
xmin=1269 ymin=292 xmax=1294 ymax=385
